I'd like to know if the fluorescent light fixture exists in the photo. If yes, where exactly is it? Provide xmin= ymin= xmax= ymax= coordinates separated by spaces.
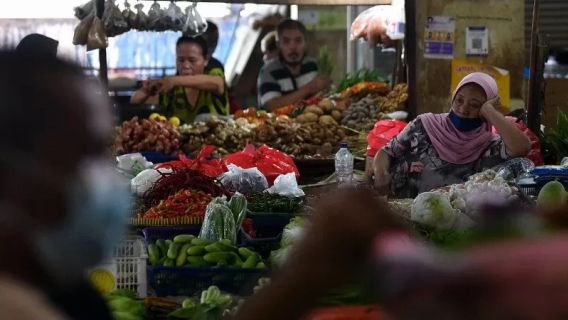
xmin=290 ymin=5 xmax=299 ymax=20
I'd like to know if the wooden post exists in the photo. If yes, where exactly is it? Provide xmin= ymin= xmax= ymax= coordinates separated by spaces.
xmin=404 ymin=0 xmax=417 ymax=119
xmin=96 ymin=0 xmax=108 ymax=87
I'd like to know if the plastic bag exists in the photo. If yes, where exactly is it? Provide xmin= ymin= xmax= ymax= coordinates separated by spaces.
xmin=103 ymin=0 xmax=129 ymax=37
xmin=156 ymin=145 xmax=225 ymax=178
xmin=130 ymin=168 xmax=172 ymax=197
xmin=132 ymin=3 xmax=148 ymax=30
xmin=74 ymin=0 xmax=95 ymax=20
xmin=116 ymin=153 xmax=153 ymax=176
xmin=219 ymin=164 xmax=269 ymax=194
xmin=223 ymin=144 xmax=300 ymax=186
xmin=266 ymin=173 xmax=305 ymax=198
xmin=122 ymin=0 xmax=136 ymax=28
xmin=87 ymin=16 xmax=108 ymax=51
xmin=147 ymin=1 xmax=167 ymax=31
xmin=199 ymin=202 xmax=236 ymax=244
xmin=350 ymin=5 xmax=404 ymax=48
xmin=367 ymin=119 xmax=407 ymax=157
xmin=165 ymin=1 xmax=185 ymax=31
xmin=184 ymin=3 xmax=207 ymax=35
xmin=73 ymin=12 xmax=94 ymax=45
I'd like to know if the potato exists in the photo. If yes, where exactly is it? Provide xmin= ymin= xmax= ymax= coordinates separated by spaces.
xmin=331 ymin=110 xmax=342 ymax=122
xmin=304 ymin=105 xmax=324 ymax=116
xmin=318 ymin=98 xmax=334 ymax=113
xmin=297 ymin=112 xmax=319 ymax=123
xmin=318 ymin=115 xmax=337 ymax=126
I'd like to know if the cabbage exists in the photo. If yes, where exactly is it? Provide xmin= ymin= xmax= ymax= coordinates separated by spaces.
xmin=280 ymin=216 xmax=308 ymax=247
xmin=411 ymin=192 xmax=455 ymax=230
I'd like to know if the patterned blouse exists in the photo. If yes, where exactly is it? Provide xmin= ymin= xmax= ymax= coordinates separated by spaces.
xmin=159 ymin=68 xmax=229 ymax=124
xmin=382 ymin=118 xmax=510 ymax=198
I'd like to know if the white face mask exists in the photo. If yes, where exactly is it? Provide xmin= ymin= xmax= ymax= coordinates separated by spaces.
xmin=34 ymin=160 xmax=131 ymax=286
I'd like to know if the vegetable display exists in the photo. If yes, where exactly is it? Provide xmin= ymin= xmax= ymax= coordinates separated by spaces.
xmin=199 ymin=194 xmax=248 ymax=245
xmin=318 ymin=46 xmax=333 ymax=76
xmin=168 ymin=286 xmax=235 ymax=320
xmin=105 ymin=289 xmax=146 ymax=320
xmin=142 ymin=188 xmax=213 ymax=219
xmin=269 ymin=216 xmax=309 ymax=266
xmin=114 ymin=117 xmax=181 ymax=155
xmin=542 ymin=111 xmax=568 ymax=164
xmin=246 ymin=192 xmax=303 ymax=213
xmin=234 ymin=107 xmax=270 ymax=125
xmin=147 ymin=235 xmax=266 ymax=269
xmin=178 ymin=118 xmax=254 ymax=156
xmin=336 ymin=69 xmax=386 ymax=93
xmin=143 ymin=168 xmax=229 ymax=207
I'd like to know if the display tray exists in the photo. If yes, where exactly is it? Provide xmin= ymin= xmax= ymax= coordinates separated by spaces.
xmin=130 ymin=216 xmax=204 ymax=227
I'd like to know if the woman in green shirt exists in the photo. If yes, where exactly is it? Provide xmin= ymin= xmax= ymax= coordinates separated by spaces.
xmin=131 ymin=36 xmax=229 ymax=123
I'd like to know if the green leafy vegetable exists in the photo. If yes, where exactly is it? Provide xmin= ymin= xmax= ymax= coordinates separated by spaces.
xmin=336 ymin=69 xmax=387 ymax=93
xmin=542 ymin=110 xmax=568 ymax=164
xmin=318 ymin=46 xmax=333 ymax=76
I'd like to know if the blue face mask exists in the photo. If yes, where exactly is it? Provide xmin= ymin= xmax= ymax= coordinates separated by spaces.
xmin=35 ymin=161 xmax=131 ymax=286
xmin=448 ymin=111 xmax=484 ymax=132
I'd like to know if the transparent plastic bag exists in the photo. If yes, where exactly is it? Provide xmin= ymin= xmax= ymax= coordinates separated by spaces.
xmin=73 ymin=12 xmax=94 ymax=45
xmin=199 ymin=202 xmax=236 ymax=243
xmin=147 ymin=1 xmax=167 ymax=31
xmin=350 ymin=5 xmax=402 ymax=48
xmin=165 ymin=2 xmax=185 ymax=31
xmin=74 ymin=0 xmax=95 ymax=20
xmin=266 ymin=173 xmax=305 ymax=198
xmin=219 ymin=164 xmax=269 ymax=194
xmin=132 ymin=3 xmax=148 ymax=30
xmin=87 ymin=16 xmax=108 ymax=51
xmin=122 ymin=0 xmax=136 ymax=28
xmin=561 ymin=157 xmax=568 ymax=167
xmin=103 ymin=0 xmax=129 ymax=37
xmin=494 ymin=158 xmax=535 ymax=181
xmin=116 ymin=153 xmax=153 ymax=175
xmin=184 ymin=3 xmax=207 ymax=35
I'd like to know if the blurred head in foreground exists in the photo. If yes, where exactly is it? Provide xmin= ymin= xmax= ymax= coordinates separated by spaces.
xmin=0 ymin=51 xmax=130 ymax=287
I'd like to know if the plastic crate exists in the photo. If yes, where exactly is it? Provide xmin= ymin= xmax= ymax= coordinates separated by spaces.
xmin=111 ymin=236 xmax=148 ymax=298
xmin=247 ymin=212 xmax=294 ymax=238
xmin=147 ymin=266 xmax=264 ymax=297
xmin=142 ymin=226 xmax=201 ymax=243
xmin=238 ymin=229 xmax=281 ymax=259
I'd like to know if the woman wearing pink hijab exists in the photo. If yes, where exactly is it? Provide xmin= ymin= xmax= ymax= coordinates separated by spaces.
xmin=372 ymin=72 xmax=530 ymax=197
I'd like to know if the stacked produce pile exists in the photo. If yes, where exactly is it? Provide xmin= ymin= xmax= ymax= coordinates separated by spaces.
xmin=341 ymin=83 xmax=408 ymax=132
xmin=104 ymin=289 xmax=146 ymax=320
xmin=147 ymin=235 xmax=266 ymax=269
xmin=178 ymin=118 xmax=255 ymax=156
xmin=114 ymin=117 xmax=181 ymax=155
xmin=168 ymin=286 xmax=237 ymax=319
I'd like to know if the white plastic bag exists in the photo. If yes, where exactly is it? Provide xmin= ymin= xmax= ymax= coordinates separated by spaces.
xmin=122 ymin=0 xmax=136 ymax=28
xmin=74 ymin=0 xmax=96 ymax=20
xmin=102 ymin=0 xmax=129 ymax=37
xmin=132 ymin=3 xmax=148 ymax=30
xmin=266 ymin=173 xmax=305 ymax=198
xmin=116 ymin=153 xmax=153 ymax=175
xmin=183 ymin=3 xmax=207 ymax=35
xmin=147 ymin=1 xmax=167 ymax=31
xmin=219 ymin=164 xmax=269 ymax=194
xmin=165 ymin=2 xmax=185 ymax=31
xmin=130 ymin=168 xmax=171 ymax=197
xmin=350 ymin=3 xmax=405 ymax=48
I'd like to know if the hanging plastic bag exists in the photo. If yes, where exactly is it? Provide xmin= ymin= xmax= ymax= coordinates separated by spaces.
xmin=350 ymin=5 xmax=404 ymax=48
xmin=87 ymin=15 xmax=108 ymax=51
xmin=367 ymin=119 xmax=407 ymax=157
xmin=122 ymin=0 xmax=136 ymax=28
xmin=219 ymin=164 xmax=269 ymax=194
xmin=73 ymin=12 xmax=94 ymax=45
xmin=184 ymin=3 xmax=207 ymax=35
xmin=132 ymin=3 xmax=148 ymax=31
xmin=74 ymin=0 xmax=95 ymax=20
xmin=103 ymin=0 xmax=129 ymax=37
xmin=165 ymin=1 xmax=185 ymax=31
xmin=147 ymin=1 xmax=167 ymax=31
xmin=266 ymin=173 xmax=305 ymax=198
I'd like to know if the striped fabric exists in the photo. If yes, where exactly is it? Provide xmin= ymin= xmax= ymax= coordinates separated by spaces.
xmin=159 ymin=67 xmax=229 ymax=124
xmin=257 ymin=57 xmax=318 ymax=107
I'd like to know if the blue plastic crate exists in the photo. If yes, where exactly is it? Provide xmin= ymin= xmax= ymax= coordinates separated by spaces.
xmin=247 ymin=212 xmax=294 ymax=238
xmin=238 ymin=229 xmax=281 ymax=259
xmin=147 ymin=266 xmax=264 ymax=297
xmin=142 ymin=226 xmax=201 ymax=243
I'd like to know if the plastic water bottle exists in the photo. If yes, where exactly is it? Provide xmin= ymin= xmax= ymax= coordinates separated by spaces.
xmin=335 ymin=143 xmax=354 ymax=188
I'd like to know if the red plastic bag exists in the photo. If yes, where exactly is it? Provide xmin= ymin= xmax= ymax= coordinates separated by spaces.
xmin=223 ymin=144 xmax=299 ymax=186
xmin=157 ymin=145 xmax=226 ymax=177
xmin=367 ymin=120 xmax=407 ymax=157
xmin=492 ymin=117 xmax=544 ymax=166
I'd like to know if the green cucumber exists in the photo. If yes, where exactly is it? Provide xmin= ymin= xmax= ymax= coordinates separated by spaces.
xmin=238 ymin=247 xmax=255 ymax=260
xmin=204 ymin=243 xmax=224 ymax=253
xmin=163 ymin=258 xmax=174 ymax=267
xmin=191 ymin=238 xmax=213 ymax=246
xmin=242 ymin=254 xmax=260 ymax=268
xmin=256 ymin=262 xmax=266 ymax=269
xmin=173 ymin=234 xmax=195 ymax=244
xmin=215 ymin=241 xmax=238 ymax=253
xmin=167 ymin=243 xmax=181 ymax=260
xmin=187 ymin=245 xmax=206 ymax=256
xmin=148 ymin=244 xmax=161 ymax=265
xmin=203 ymin=252 xmax=236 ymax=265
xmin=187 ymin=256 xmax=210 ymax=267
xmin=155 ymin=239 xmax=167 ymax=257
xmin=176 ymin=244 xmax=192 ymax=267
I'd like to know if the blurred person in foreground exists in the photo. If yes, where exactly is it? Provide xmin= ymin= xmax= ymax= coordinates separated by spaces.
xmin=233 ymin=189 xmax=568 ymax=320
xmin=257 ymin=19 xmax=331 ymax=111
xmin=16 ymin=33 xmax=58 ymax=58
xmin=0 ymin=51 xmax=130 ymax=319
